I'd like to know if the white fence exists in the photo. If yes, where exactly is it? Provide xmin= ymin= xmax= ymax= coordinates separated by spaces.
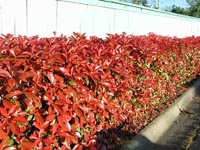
xmin=0 ymin=0 xmax=200 ymax=37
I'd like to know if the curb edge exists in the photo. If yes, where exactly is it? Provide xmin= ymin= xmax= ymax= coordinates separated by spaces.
xmin=122 ymin=78 xmax=200 ymax=150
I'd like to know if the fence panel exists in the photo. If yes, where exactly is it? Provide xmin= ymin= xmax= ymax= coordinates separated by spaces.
xmin=0 ymin=0 xmax=27 ymax=35
xmin=0 ymin=0 xmax=200 ymax=37
xmin=28 ymin=0 xmax=56 ymax=36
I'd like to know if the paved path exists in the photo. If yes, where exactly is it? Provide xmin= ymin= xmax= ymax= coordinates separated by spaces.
xmin=156 ymin=93 xmax=200 ymax=150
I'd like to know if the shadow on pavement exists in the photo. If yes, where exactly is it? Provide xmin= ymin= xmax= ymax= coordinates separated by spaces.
xmin=95 ymin=129 xmax=174 ymax=150
xmin=122 ymin=134 xmax=174 ymax=150
xmin=194 ymin=77 xmax=200 ymax=96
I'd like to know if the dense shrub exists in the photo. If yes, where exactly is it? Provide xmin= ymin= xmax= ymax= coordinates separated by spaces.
xmin=0 ymin=33 xmax=199 ymax=149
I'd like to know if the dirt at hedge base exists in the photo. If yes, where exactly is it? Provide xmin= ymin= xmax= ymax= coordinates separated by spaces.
xmin=94 ymin=77 xmax=199 ymax=150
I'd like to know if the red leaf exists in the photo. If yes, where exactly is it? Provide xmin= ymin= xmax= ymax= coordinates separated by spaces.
xmin=57 ymin=115 xmax=71 ymax=131
xmin=50 ymin=43 xmax=61 ymax=52
xmin=63 ymin=86 xmax=77 ymax=98
xmin=46 ymin=114 xmax=56 ymax=122
xmin=0 ymin=69 xmax=11 ymax=78
xmin=72 ymin=144 xmax=83 ymax=150
xmin=6 ymin=78 xmax=16 ymax=92
xmin=73 ymin=104 xmax=84 ymax=118
xmin=13 ymin=116 xmax=27 ymax=124
xmin=33 ymin=112 xmax=49 ymax=130
xmin=88 ymin=139 xmax=97 ymax=148
xmin=43 ymin=138 xmax=53 ymax=145
xmin=43 ymin=146 xmax=52 ymax=150
xmin=19 ymin=70 xmax=35 ymax=82
xmin=0 ymin=107 xmax=8 ymax=117
xmin=0 ymin=127 xmax=9 ymax=140
xmin=9 ymin=49 xmax=16 ymax=57
xmin=63 ymin=136 xmax=72 ymax=150
xmin=20 ymin=138 xmax=35 ymax=149
xmin=59 ymin=67 xmax=70 ymax=76
xmin=8 ymin=105 xmax=20 ymax=116
xmin=4 ymin=90 xmax=22 ymax=99
xmin=47 ymin=71 xmax=55 ymax=84
xmin=50 ymin=122 xmax=59 ymax=135
xmin=3 ymin=100 xmax=13 ymax=108
xmin=0 ymin=136 xmax=10 ymax=150
xmin=24 ymin=92 xmax=41 ymax=108
xmin=48 ymin=105 xmax=55 ymax=115
xmin=10 ymin=122 xmax=20 ymax=135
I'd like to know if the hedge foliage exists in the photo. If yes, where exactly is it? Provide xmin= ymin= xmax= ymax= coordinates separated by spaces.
xmin=0 ymin=33 xmax=199 ymax=149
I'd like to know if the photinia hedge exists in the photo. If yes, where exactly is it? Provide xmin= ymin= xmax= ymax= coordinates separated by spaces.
xmin=0 ymin=33 xmax=200 ymax=149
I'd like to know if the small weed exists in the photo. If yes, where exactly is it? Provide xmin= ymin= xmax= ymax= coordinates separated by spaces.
xmin=181 ymin=125 xmax=200 ymax=150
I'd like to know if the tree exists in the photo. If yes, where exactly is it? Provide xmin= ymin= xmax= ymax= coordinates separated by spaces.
xmin=120 ymin=0 xmax=148 ymax=6
xmin=169 ymin=0 xmax=200 ymax=18
xmin=133 ymin=0 xmax=148 ymax=6
xmin=171 ymin=5 xmax=188 ymax=15
xmin=186 ymin=0 xmax=200 ymax=17
xmin=186 ymin=0 xmax=198 ymax=6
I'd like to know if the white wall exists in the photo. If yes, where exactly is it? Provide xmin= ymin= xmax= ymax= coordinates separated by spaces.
xmin=27 ymin=0 xmax=56 ymax=36
xmin=0 ymin=0 xmax=26 ymax=35
xmin=0 ymin=0 xmax=200 ymax=37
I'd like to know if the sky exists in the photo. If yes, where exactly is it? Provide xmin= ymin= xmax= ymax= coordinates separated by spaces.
xmin=159 ymin=0 xmax=189 ymax=9
xmin=125 ymin=0 xmax=189 ymax=9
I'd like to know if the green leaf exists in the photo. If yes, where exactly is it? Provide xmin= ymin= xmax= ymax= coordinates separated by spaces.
xmin=96 ymin=114 xmax=101 ymax=125
xmin=50 ymin=119 xmax=56 ymax=126
xmin=132 ymin=97 xmax=137 ymax=104
xmin=86 ymin=80 xmax=89 ymax=86
xmin=86 ymin=127 xmax=91 ymax=133
xmin=162 ymin=72 xmax=169 ymax=80
xmin=17 ymin=122 xmax=22 ymax=127
xmin=68 ymin=80 xmax=76 ymax=86
xmin=76 ymin=127 xmax=84 ymax=136
xmin=120 ymin=101 xmax=125 ymax=109
xmin=25 ymin=108 xmax=30 ymax=113
xmin=9 ymin=139 xmax=14 ymax=146
xmin=11 ymin=134 xmax=16 ymax=140
xmin=27 ymin=114 xmax=34 ymax=121
xmin=9 ymin=98 xmax=15 ymax=103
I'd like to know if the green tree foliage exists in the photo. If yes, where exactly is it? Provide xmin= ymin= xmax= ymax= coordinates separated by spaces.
xmin=120 ymin=0 xmax=148 ymax=6
xmin=170 ymin=0 xmax=200 ymax=18
xmin=186 ymin=0 xmax=200 ymax=17
xmin=186 ymin=0 xmax=198 ymax=6
xmin=133 ymin=0 xmax=148 ymax=6
xmin=171 ymin=5 xmax=188 ymax=15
